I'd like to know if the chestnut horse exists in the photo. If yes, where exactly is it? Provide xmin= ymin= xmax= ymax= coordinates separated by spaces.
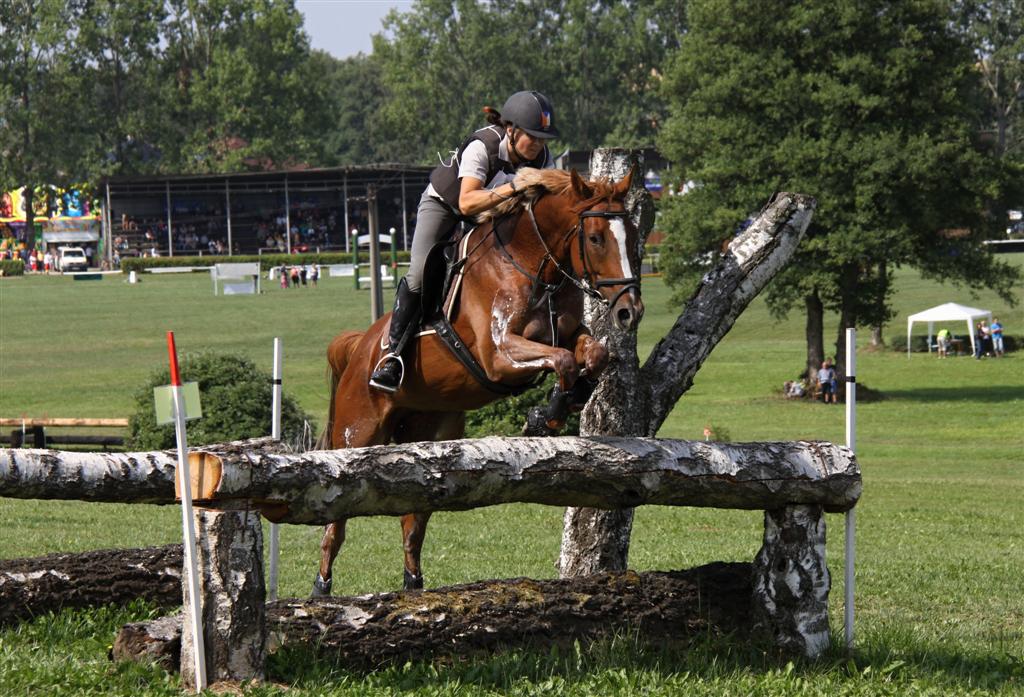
xmin=313 ymin=167 xmax=644 ymax=595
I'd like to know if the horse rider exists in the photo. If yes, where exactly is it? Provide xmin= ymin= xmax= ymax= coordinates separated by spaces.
xmin=369 ymin=90 xmax=560 ymax=393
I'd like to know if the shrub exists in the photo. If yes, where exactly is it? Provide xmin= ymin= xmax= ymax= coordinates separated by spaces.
xmin=465 ymin=374 xmax=580 ymax=437
xmin=127 ymin=352 xmax=315 ymax=450
xmin=0 ymin=259 xmax=25 ymax=276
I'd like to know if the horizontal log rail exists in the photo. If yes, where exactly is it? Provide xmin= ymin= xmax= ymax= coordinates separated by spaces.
xmin=1 ymin=437 xmax=860 ymax=524
xmin=0 ymin=417 xmax=129 ymax=428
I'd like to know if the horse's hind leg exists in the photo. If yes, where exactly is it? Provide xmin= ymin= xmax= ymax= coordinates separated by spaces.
xmin=400 ymin=513 xmax=430 ymax=590
xmin=394 ymin=411 xmax=466 ymax=590
xmin=313 ymin=393 xmax=396 ymax=597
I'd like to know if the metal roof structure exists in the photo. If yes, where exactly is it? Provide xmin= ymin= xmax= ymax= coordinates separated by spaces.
xmin=98 ymin=164 xmax=434 ymax=260
xmin=101 ymin=163 xmax=432 ymax=196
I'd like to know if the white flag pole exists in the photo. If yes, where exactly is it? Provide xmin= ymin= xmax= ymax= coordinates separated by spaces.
xmin=268 ymin=337 xmax=283 ymax=601
xmin=844 ymin=328 xmax=857 ymax=651
xmin=167 ymin=332 xmax=207 ymax=691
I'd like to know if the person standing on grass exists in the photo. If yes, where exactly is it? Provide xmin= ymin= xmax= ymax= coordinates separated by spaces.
xmin=990 ymin=317 xmax=1004 ymax=357
xmin=817 ymin=361 xmax=835 ymax=404
xmin=937 ymin=328 xmax=950 ymax=358
xmin=974 ymin=321 xmax=987 ymax=359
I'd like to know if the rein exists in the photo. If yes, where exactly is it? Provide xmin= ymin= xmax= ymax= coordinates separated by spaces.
xmin=517 ymin=200 xmax=641 ymax=318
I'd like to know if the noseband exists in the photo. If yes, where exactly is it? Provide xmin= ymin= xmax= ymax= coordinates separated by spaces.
xmin=575 ymin=210 xmax=641 ymax=309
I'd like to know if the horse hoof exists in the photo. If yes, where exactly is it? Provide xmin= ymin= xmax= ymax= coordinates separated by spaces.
xmin=312 ymin=573 xmax=332 ymax=597
xmin=523 ymin=406 xmax=555 ymax=437
xmin=403 ymin=569 xmax=424 ymax=590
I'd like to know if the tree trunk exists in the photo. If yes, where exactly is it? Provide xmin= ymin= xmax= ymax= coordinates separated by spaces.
xmin=805 ymin=290 xmax=825 ymax=384
xmin=181 ymin=508 xmax=266 ymax=689
xmin=116 ymin=562 xmax=753 ymax=671
xmin=0 ymin=545 xmax=182 ymax=625
xmin=870 ymin=261 xmax=887 ymax=348
xmin=752 ymin=505 xmax=830 ymax=656
xmin=560 ymin=148 xmax=654 ymax=577
xmin=640 ymin=192 xmax=815 ymax=434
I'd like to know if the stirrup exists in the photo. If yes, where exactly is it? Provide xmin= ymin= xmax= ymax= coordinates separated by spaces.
xmin=369 ymin=352 xmax=405 ymax=393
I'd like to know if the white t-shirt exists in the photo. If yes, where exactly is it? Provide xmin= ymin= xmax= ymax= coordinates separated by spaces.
xmin=427 ymin=129 xmax=554 ymax=198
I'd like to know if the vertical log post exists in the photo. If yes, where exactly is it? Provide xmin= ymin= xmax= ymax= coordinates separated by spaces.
xmin=180 ymin=507 xmax=267 ymax=689
xmin=558 ymin=147 xmax=655 ymax=578
xmin=751 ymin=505 xmax=831 ymax=657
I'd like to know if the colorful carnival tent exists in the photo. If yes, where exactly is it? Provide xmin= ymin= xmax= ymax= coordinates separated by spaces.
xmin=1 ymin=187 xmax=100 ymax=249
xmin=906 ymin=302 xmax=992 ymax=356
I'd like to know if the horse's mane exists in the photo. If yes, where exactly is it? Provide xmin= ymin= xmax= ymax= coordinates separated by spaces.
xmin=479 ymin=168 xmax=618 ymax=221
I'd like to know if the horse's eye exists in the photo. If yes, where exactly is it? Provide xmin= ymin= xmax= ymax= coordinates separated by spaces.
xmin=588 ymin=234 xmax=601 ymax=245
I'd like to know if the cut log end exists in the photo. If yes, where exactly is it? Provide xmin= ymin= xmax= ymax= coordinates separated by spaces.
xmin=179 ymin=451 xmax=223 ymax=501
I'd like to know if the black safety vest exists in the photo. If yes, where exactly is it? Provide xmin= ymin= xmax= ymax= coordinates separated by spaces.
xmin=429 ymin=125 xmax=549 ymax=212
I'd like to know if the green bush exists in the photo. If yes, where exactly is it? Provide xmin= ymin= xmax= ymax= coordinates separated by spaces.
xmin=465 ymin=374 xmax=580 ymax=437
xmin=119 ymin=251 xmax=411 ymax=274
xmin=127 ymin=352 xmax=315 ymax=449
xmin=0 ymin=259 xmax=25 ymax=276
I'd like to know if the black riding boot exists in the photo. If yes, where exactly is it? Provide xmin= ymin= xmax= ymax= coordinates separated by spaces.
xmin=369 ymin=278 xmax=422 ymax=393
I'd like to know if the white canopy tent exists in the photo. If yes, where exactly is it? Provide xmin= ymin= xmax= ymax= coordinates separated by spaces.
xmin=906 ymin=302 xmax=992 ymax=356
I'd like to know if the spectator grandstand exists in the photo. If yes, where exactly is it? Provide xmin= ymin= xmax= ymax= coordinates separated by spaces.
xmin=100 ymin=165 xmax=431 ymax=262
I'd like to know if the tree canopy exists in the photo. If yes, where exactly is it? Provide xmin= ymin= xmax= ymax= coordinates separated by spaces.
xmin=656 ymin=0 xmax=1020 ymax=377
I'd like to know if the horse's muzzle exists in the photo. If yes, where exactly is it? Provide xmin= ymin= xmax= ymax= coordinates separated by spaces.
xmin=613 ymin=290 xmax=644 ymax=332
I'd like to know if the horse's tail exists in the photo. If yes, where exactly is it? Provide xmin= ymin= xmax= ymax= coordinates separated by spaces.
xmin=315 ymin=330 xmax=364 ymax=449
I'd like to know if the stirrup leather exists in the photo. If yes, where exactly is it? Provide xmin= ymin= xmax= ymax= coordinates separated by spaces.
xmin=369 ymin=352 xmax=405 ymax=393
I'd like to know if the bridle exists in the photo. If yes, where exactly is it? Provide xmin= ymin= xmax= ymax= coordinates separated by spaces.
xmin=488 ymin=193 xmax=641 ymax=347
xmin=515 ymin=201 xmax=639 ymax=309
xmin=574 ymin=209 xmax=641 ymax=309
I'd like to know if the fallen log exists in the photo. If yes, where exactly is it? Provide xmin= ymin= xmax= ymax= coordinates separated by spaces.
xmin=0 ymin=545 xmax=183 ymax=625
xmin=0 ymin=437 xmax=287 ymax=503
xmin=177 ymin=437 xmax=860 ymax=524
xmin=114 ymin=562 xmax=752 ymax=671
xmin=2 ymin=437 xmax=859 ymax=524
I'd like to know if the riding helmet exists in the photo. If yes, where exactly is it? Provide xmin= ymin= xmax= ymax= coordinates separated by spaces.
xmin=500 ymin=91 xmax=560 ymax=139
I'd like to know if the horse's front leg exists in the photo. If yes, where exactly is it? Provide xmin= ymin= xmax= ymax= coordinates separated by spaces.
xmin=491 ymin=300 xmax=580 ymax=391
xmin=572 ymin=330 xmax=609 ymax=380
xmin=564 ymin=330 xmax=609 ymax=411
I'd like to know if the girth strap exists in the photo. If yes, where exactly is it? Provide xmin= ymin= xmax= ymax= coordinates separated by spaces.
xmin=430 ymin=316 xmax=543 ymax=396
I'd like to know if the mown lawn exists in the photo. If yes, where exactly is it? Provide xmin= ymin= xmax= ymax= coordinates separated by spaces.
xmin=0 ymin=260 xmax=1021 ymax=695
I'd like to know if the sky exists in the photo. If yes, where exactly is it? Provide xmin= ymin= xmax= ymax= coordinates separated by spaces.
xmin=295 ymin=0 xmax=414 ymax=59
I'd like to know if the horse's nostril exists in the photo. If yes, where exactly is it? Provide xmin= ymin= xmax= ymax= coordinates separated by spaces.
xmin=617 ymin=307 xmax=633 ymax=328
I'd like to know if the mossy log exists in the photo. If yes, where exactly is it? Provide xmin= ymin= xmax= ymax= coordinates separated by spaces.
xmin=114 ymin=562 xmax=752 ymax=671
xmin=0 ymin=545 xmax=183 ymax=625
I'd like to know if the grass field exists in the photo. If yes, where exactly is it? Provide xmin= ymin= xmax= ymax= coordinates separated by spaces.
xmin=1 ymin=260 xmax=1022 ymax=695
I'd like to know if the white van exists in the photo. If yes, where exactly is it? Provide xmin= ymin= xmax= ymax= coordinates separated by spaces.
xmin=57 ymin=246 xmax=89 ymax=272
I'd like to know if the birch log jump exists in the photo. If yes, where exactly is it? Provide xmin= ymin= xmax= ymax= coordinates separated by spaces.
xmin=2 ymin=436 xmax=860 ymax=665
xmin=177 ymin=437 xmax=860 ymax=524
xmin=1 ymin=437 xmax=859 ymax=520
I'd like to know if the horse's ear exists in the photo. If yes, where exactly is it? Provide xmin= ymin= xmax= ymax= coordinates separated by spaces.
xmin=570 ymin=169 xmax=593 ymax=199
xmin=613 ymin=164 xmax=638 ymax=198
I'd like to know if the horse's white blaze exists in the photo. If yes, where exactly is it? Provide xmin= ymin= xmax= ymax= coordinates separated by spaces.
xmin=609 ymin=218 xmax=633 ymax=279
